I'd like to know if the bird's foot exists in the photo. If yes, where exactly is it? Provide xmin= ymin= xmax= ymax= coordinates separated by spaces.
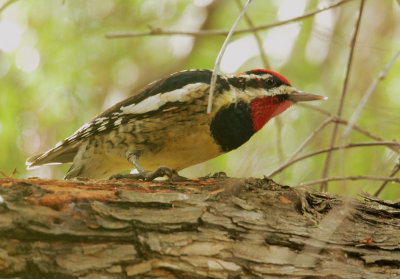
xmin=199 ymin=171 xmax=228 ymax=180
xmin=109 ymin=166 xmax=187 ymax=182
xmin=210 ymin=171 xmax=228 ymax=178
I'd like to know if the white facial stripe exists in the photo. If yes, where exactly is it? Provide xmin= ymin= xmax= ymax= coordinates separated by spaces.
xmin=237 ymin=84 xmax=289 ymax=101
xmin=120 ymin=82 xmax=208 ymax=115
xmin=228 ymin=73 xmax=272 ymax=80
xmin=268 ymin=85 xmax=288 ymax=96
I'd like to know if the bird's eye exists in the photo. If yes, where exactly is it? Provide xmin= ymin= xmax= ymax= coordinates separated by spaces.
xmin=264 ymin=78 xmax=276 ymax=88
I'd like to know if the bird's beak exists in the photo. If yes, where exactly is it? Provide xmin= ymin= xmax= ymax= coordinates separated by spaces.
xmin=287 ymin=89 xmax=327 ymax=103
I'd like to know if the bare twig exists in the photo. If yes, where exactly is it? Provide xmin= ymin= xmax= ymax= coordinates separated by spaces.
xmin=297 ymin=103 xmax=331 ymax=117
xmin=297 ymin=103 xmax=396 ymax=150
xmin=0 ymin=168 xmax=17 ymax=178
xmin=284 ymin=117 xmax=333 ymax=164
xmin=342 ymin=49 xmax=400 ymax=138
xmin=332 ymin=118 xmax=386 ymax=144
xmin=106 ymin=0 xmax=354 ymax=39
xmin=320 ymin=0 xmax=365 ymax=191
xmin=294 ymin=103 xmax=400 ymax=196
xmin=0 ymin=0 xmax=18 ymax=13
xmin=271 ymin=105 xmax=400 ymax=179
xmin=207 ymin=0 xmax=253 ymax=114
xmin=268 ymin=141 xmax=400 ymax=178
xmin=374 ymin=159 xmax=400 ymax=197
xmin=234 ymin=0 xmax=270 ymax=69
xmin=299 ymin=175 xmax=400 ymax=187
xmin=339 ymin=50 xmax=400 ymax=196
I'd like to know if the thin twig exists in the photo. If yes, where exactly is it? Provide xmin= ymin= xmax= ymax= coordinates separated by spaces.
xmin=106 ymin=0 xmax=354 ymax=39
xmin=297 ymin=103 xmax=396 ymax=150
xmin=342 ymin=49 xmax=400 ymax=138
xmin=374 ymin=160 xmax=400 ymax=197
xmin=268 ymin=141 xmax=400 ymax=178
xmin=299 ymin=175 xmax=400 ymax=187
xmin=207 ymin=0 xmax=253 ymax=114
xmin=284 ymin=117 xmax=333 ymax=163
xmin=320 ymin=0 xmax=365 ymax=191
xmin=234 ymin=0 xmax=270 ymax=69
xmin=0 ymin=0 xmax=18 ymax=13
xmin=340 ymin=50 xmax=400 ymax=195
xmin=0 ymin=168 xmax=17 ymax=178
xmin=332 ymin=119 xmax=387 ymax=145
xmin=271 ymin=107 xmax=400 ymax=179
xmin=297 ymin=103 xmax=331 ymax=117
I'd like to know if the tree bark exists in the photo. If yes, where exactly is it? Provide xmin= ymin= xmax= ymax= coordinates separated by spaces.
xmin=0 ymin=176 xmax=399 ymax=279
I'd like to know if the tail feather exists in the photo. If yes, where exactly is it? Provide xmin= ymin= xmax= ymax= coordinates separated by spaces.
xmin=26 ymin=143 xmax=79 ymax=169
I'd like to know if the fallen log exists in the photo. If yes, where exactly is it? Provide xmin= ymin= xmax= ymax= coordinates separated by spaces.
xmin=0 ymin=177 xmax=399 ymax=278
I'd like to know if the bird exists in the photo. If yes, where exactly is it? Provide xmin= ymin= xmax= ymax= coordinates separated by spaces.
xmin=26 ymin=69 xmax=326 ymax=180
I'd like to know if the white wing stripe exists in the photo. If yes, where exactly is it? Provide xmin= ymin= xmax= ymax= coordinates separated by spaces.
xmin=120 ymin=82 xmax=208 ymax=115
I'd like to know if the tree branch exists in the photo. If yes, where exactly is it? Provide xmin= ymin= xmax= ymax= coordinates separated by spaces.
xmin=268 ymin=141 xmax=400 ymax=178
xmin=374 ymin=159 xmax=400 ymax=197
xmin=234 ymin=0 xmax=270 ymax=69
xmin=321 ymin=0 xmax=366 ymax=191
xmin=0 ymin=0 xmax=17 ymax=13
xmin=342 ymin=49 xmax=400 ymax=138
xmin=299 ymin=175 xmax=400 ymax=187
xmin=298 ymin=103 xmax=394 ymax=145
xmin=284 ymin=117 xmax=333 ymax=164
xmin=106 ymin=0 xmax=354 ymax=39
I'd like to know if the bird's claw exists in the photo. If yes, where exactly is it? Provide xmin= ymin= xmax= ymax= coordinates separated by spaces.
xmin=109 ymin=166 xmax=186 ymax=182
xmin=146 ymin=166 xmax=173 ymax=181
xmin=199 ymin=171 xmax=228 ymax=180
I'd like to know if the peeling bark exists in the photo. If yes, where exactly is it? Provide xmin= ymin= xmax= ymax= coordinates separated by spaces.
xmin=0 ymin=177 xmax=399 ymax=278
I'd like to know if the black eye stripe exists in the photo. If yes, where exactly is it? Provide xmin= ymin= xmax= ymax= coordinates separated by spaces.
xmin=262 ymin=77 xmax=281 ymax=89
xmin=228 ymin=74 xmax=284 ymax=90
xmin=265 ymin=79 xmax=275 ymax=86
xmin=276 ymin=94 xmax=289 ymax=102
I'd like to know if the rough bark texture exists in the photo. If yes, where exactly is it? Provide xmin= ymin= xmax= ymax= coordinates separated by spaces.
xmin=0 ymin=176 xmax=399 ymax=279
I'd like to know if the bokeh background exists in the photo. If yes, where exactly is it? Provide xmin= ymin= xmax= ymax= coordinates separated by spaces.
xmin=0 ymin=0 xmax=399 ymax=199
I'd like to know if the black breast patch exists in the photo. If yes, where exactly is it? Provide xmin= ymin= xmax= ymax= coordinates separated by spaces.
xmin=210 ymin=101 xmax=255 ymax=152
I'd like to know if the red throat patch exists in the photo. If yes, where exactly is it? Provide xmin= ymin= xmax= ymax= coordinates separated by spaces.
xmin=250 ymin=97 xmax=292 ymax=132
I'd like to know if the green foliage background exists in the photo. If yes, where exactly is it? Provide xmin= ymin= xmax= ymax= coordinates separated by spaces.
xmin=0 ymin=0 xmax=399 ymax=199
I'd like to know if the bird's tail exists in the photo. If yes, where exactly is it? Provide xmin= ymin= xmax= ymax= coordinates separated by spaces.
xmin=26 ymin=142 xmax=79 ymax=169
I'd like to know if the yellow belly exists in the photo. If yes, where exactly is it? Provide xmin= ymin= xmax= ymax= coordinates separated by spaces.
xmin=138 ymin=124 xmax=222 ymax=171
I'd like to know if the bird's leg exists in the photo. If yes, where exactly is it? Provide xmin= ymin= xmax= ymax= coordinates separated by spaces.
xmin=109 ymin=151 xmax=186 ymax=181
xmin=126 ymin=152 xmax=145 ymax=174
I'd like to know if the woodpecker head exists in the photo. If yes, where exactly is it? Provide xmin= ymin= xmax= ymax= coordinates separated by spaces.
xmin=231 ymin=69 xmax=326 ymax=131
xmin=210 ymin=69 xmax=326 ymax=152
